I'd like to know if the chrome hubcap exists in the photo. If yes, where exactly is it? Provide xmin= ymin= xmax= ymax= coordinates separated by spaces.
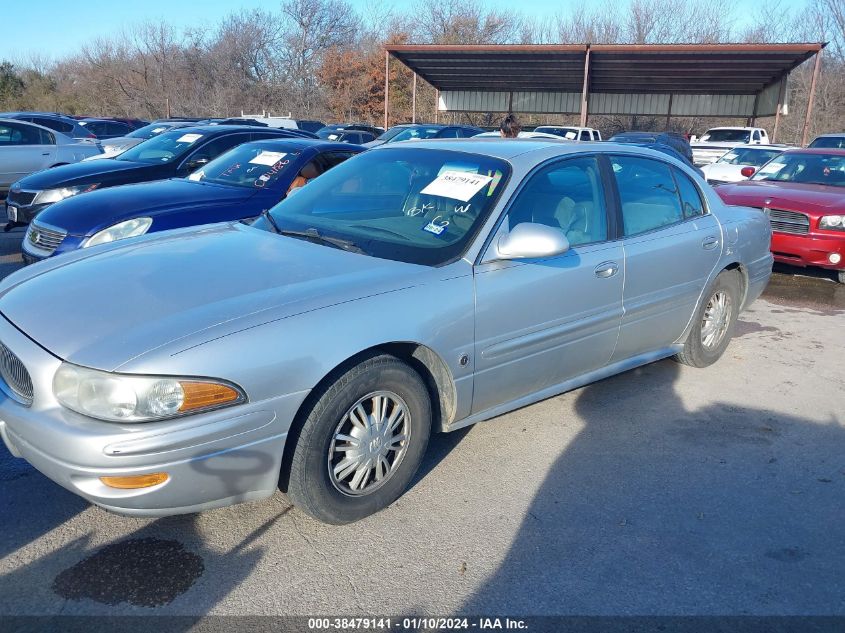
xmin=328 ymin=391 xmax=410 ymax=496
xmin=701 ymin=290 xmax=732 ymax=349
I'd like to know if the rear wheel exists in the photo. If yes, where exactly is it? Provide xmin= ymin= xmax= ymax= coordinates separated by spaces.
xmin=675 ymin=270 xmax=741 ymax=368
xmin=285 ymin=353 xmax=431 ymax=524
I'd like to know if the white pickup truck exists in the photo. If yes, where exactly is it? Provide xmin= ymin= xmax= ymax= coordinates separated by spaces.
xmin=690 ymin=127 xmax=770 ymax=166
xmin=533 ymin=126 xmax=602 ymax=141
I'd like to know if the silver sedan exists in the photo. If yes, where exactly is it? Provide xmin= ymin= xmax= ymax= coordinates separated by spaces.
xmin=0 ymin=118 xmax=101 ymax=195
xmin=0 ymin=140 xmax=773 ymax=524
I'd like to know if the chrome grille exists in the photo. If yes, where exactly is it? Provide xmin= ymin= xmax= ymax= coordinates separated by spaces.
xmin=27 ymin=222 xmax=66 ymax=255
xmin=768 ymin=209 xmax=810 ymax=235
xmin=7 ymin=189 xmax=36 ymax=206
xmin=0 ymin=342 xmax=33 ymax=405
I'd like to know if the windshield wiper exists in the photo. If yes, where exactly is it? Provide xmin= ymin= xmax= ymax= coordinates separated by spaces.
xmin=277 ymin=226 xmax=366 ymax=254
xmin=261 ymin=209 xmax=282 ymax=234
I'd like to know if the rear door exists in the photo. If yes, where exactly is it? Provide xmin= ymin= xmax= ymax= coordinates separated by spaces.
xmin=472 ymin=155 xmax=624 ymax=414
xmin=608 ymin=154 xmax=721 ymax=361
xmin=0 ymin=122 xmax=55 ymax=188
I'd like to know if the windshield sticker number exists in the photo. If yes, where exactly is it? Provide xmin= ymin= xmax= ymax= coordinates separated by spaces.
xmin=249 ymin=151 xmax=287 ymax=166
xmin=420 ymin=170 xmax=493 ymax=202
xmin=422 ymin=216 xmax=449 ymax=236
xmin=454 ymin=203 xmax=471 ymax=214
xmin=177 ymin=133 xmax=203 ymax=144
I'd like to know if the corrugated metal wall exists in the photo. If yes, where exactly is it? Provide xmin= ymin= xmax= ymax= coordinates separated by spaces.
xmin=755 ymin=80 xmax=784 ymax=118
xmin=439 ymin=90 xmax=761 ymax=117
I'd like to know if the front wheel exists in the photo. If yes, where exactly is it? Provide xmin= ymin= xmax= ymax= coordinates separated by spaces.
xmin=675 ymin=270 xmax=741 ymax=368
xmin=285 ymin=353 xmax=431 ymax=524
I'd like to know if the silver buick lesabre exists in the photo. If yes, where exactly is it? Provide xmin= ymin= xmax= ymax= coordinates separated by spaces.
xmin=0 ymin=140 xmax=772 ymax=524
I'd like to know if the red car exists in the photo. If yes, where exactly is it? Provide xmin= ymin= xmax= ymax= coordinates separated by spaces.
xmin=715 ymin=148 xmax=845 ymax=283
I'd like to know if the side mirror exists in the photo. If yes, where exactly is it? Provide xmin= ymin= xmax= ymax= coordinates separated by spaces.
xmin=496 ymin=222 xmax=570 ymax=260
xmin=740 ymin=166 xmax=756 ymax=178
xmin=185 ymin=157 xmax=210 ymax=171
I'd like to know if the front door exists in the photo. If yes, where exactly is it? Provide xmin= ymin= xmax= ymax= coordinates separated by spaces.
xmin=472 ymin=156 xmax=624 ymax=415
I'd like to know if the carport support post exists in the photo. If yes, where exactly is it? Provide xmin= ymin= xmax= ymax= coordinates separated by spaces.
xmin=772 ymin=77 xmax=787 ymax=143
xmin=801 ymin=48 xmax=823 ymax=147
xmin=412 ymin=72 xmax=417 ymax=123
xmin=579 ymin=48 xmax=591 ymax=128
xmin=435 ymin=90 xmax=440 ymax=123
xmin=384 ymin=50 xmax=390 ymax=131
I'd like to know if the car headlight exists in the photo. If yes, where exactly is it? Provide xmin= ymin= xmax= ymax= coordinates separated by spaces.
xmin=33 ymin=184 xmax=99 ymax=205
xmin=83 ymin=217 xmax=152 ymax=248
xmin=819 ymin=215 xmax=845 ymax=230
xmin=53 ymin=363 xmax=246 ymax=422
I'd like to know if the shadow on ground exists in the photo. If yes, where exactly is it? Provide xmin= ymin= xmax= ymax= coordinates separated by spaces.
xmin=460 ymin=359 xmax=844 ymax=615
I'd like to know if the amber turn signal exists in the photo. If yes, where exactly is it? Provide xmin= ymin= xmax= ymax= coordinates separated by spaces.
xmin=179 ymin=382 xmax=241 ymax=412
xmin=100 ymin=472 xmax=170 ymax=489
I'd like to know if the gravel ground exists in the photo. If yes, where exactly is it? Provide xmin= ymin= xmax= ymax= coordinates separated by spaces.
xmin=0 ymin=227 xmax=843 ymax=619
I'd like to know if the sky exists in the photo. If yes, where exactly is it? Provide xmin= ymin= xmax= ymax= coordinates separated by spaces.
xmin=3 ymin=0 xmax=592 ymax=61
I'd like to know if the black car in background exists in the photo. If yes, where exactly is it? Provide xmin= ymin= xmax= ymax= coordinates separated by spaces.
xmin=6 ymin=125 xmax=299 ymax=224
xmin=609 ymin=131 xmax=695 ymax=165
xmin=317 ymin=128 xmax=376 ymax=144
xmin=319 ymin=123 xmax=384 ymax=137
xmin=78 ymin=118 xmax=136 ymax=139
xmin=364 ymin=123 xmax=484 ymax=147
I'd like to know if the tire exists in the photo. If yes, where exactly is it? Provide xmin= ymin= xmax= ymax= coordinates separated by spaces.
xmin=675 ymin=269 xmax=741 ymax=368
xmin=286 ymin=353 xmax=431 ymax=524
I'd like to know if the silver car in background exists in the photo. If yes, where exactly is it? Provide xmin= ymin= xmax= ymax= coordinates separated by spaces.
xmin=84 ymin=121 xmax=194 ymax=160
xmin=0 ymin=118 xmax=102 ymax=194
xmin=0 ymin=140 xmax=773 ymax=524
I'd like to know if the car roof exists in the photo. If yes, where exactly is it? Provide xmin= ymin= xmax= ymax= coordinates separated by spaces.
xmin=244 ymin=138 xmax=363 ymax=150
xmin=158 ymin=125 xmax=292 ymax=135
xmin=812 ymin=133 xmax=845 ymax=138
xmin=0 ymin=117 xmax=69 ymax=136
xmin=372 ymin=138 xmax=699 ymax=172
xmin=782 ymin=148 xmax=845 ymax=156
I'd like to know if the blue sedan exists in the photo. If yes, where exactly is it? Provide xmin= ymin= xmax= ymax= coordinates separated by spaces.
xmin=21 ymin=138 xmax=363 ymax=262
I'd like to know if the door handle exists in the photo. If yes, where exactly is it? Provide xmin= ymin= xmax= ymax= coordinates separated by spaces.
xmin=701 ymin=236 xmax=719 ymax=250
xmin=594 ymin=261 xmax=619 ymax=278
xmin=41 ymin=152 xmax=50 ymax=156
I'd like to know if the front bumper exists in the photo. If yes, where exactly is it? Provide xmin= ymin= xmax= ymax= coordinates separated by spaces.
xmin=5 ymin=199 xmax=50 ymax=225
xmin=771 ymin=231 xmax=845 ymax=271
xmin=0 ymin=314 xmax=308 ymax=516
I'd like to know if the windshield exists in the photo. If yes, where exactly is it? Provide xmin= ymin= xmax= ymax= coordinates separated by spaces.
xmin=386 ymin=127 xmax=443 ymax=144
xmin=375 ymin=126 xmax=410 ymax=142
xmin=117 ymin=129 xmax=205 ymax=163
xmin=317 ymin=129 xmax=344 ymax=140
xmin=752 ymin=153 xmax=845 ymax=187
xmin=809 ymin=136 xmax=845 ymax=149
xmin=127 ymin=123 xmax=180 ymax=140
xmin=187 ymin=143 xmax=302 ymax=188
xmin=258 ymin=147 xmax=510 ymax=266
xmin=701 ymin=129 xmax=751 ymax=143
xmin=717 ymin=147 xmax=782 ymax=167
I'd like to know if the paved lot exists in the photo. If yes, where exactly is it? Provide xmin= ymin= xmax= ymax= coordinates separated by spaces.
xmin=0 ymin=228 xmax=843 ymax=617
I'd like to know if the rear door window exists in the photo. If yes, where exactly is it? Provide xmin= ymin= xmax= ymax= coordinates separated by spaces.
xmin=673 ymin=168 xmax=705 ymax=218
xmin=611 ymin=155 xmax=685 ymax=236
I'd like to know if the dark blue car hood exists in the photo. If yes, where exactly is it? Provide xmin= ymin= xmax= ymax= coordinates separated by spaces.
xmin=36 ymin=179 xmax=258 ymax=236
xmin=16 ymin=158 xmax=159 ymax=189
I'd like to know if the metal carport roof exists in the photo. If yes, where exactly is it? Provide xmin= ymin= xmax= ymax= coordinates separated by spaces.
xmin=384 ymin=43 xmax=826 ymax=144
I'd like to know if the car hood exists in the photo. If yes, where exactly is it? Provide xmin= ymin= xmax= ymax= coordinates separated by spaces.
xmin=715 ymin=180 xmax=845 ymax=214
xmin=701 ymin=163 xmax=744 ymax=181
xmin=17 ymin=158 xmax=156 ymax=189
xmin=0 ymin=223 xmax=428 ymax=371
xmin=692 ymin=141 xmax=747 ymax=149
xmin=36 ymin=179 xmax=257 ymax=236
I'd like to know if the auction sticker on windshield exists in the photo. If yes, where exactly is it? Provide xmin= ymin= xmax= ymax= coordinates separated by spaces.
xmin=420 ymin=170 xmax=493 ymax=202
xmin=249 ymin=151 xmax=287 ymax=166
xmin=177 ymin=133 xmax=203 ymax=144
